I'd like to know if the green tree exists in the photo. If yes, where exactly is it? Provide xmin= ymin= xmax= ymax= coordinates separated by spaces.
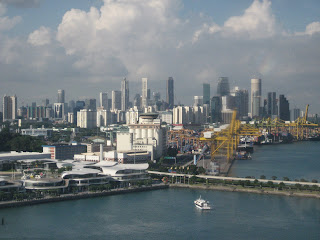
xmin=260 ymin=175 xmax=266 ymax=179
xmin=271 ymin=176 xmax=277 ymax=180
xmin=283 ymin=177 xmax=290 ymax=181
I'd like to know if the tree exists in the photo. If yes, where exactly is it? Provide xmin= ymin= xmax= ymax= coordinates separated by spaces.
xmin=311 ymin=179 xmax=318 ymax=183
xmin=260 ymin=175 xmax=266 ymax=179
xmin=283 ymin=177 xmax=290 ymax=181
xmin=271 ymin=176 xmax=277 ymax=180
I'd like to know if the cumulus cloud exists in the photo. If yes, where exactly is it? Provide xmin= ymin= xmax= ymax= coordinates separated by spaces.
xmin=295 ymin=22 xmax=320 ymax=36
xmin=1 ymin=0 xmax=320 ymax=112
xmin=0 ymin=3 xmax=21 ymax=31
xmin=28 ymin=26 xmax=52 ymax=46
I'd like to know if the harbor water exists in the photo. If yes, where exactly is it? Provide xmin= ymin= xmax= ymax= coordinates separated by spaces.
xmin=1 ymin=142 xmax=319 ymax=239
xmin=230 ymin=141 xmax=320 ymax=181
xmin=0 ymin=188 xmax=319 ymax=239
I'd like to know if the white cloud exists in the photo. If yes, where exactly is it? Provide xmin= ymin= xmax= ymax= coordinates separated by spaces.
xmin=224 ymin=0 xmax=276 ymax=38
xmin=295 ymin=21 xmax=320 ymax=36
xmin=28 ymin=26 xmax=52 ymax=46
xmin=0 ymin=0 xmax=42 ymax=8
xmin=0 ymin=3 xmax=21 ymax=31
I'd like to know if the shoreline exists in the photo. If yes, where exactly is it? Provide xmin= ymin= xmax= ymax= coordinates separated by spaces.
xmin=170 ymin=183 xmax=320 ymax=199
xmin=0 ymin=184 xmax=168 ymax=209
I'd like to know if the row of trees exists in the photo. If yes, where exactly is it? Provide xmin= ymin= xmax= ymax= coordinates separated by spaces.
xmin=0 ymin=127 xmax=45 ymax=152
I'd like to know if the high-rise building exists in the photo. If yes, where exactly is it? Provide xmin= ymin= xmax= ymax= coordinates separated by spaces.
xmin=231 ymin=87 xmax=249 ymax=118
xmin=54 ymin=103 xmax=64 ymax=119
xmin=85 ymin=99 xmax=96 ymax=111
xmin=3 ymin=95 xmax=17 ymax=121
xmin=166 ymin=77 xmax=174 ymax=109
xmin=100 ymin=92 xmax=108 ymax=110
xmin=141 ymin=78 xmax=148 ymax=108
xmin=42 ymin=99 xmax=49 ymax=107
xmin=111 ymin=90 xmax=121 ymax=110
xmin=278 ymin=94 xmax=290 ymax=121
xmin=267 ymin=92 xmax=277 ymax=117
xmin=250 ymin=78 xmax=261 ymax=118
xmin=292 ymin=108 xmax=300 ymax=121
xmin=134 ymin=94 xmax=141 ymax=109
xmin=57 ymin=89 xmax=65 ymax=103
xmin=203 ymin=83 xmax=210 ymax=105
xmin=217 ymin=77 xmax=230 ymax=96
xmin=121 ymin=78 xmax=129 ymax=111
xmin=210 ymin=96 xmax=221 ymax=123
xmin=194 ymin=96 xmax=203 ymax=106
xmin=77 ymin=109 xmax=97 ymax=129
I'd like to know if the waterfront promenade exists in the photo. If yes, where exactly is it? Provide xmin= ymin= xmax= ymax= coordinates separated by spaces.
xmin=148 ymin=171 xmax=320 ymax=187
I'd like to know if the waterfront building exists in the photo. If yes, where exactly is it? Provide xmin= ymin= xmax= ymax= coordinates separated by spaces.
xmin=278 ymin=94 xmax=290 ymax=121
xmin=203 ymin=83 xmax=210 ymax=105
xmin=141 ymin=78 xmax=148 ymax=108
xmin=111 ymin=90 xmax=121 ymax=110
xmin=77 ymin=109 xmax=97 ymax=128
xmin=166 ymin=77 xmax=174 ymax=109
xmin=42 ymin=143 xmax=87 ymax=160
xmin=217 ymin=77 xmax=230 ymax=96
xmin=250 ymin=78 xmax=262 ymax=118
xmin=121 ymin=78 xmax=129 ymax=111
xmin=57 ymin=89 xmax=65 ymax=103
xmin=100 ymin=92 xmax=108 ymax=110
xmin=3 ymin=95 xmax=17 ymax=121
xmin=0 ymin=177 xmax=22 ymax=193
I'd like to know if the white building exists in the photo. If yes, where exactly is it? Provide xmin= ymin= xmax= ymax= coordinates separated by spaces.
xmin=3 ymin=95 xmax=17 ymax=121
xmin=97 ymin=108 xmax=111 ymax=127
xmin=77 ymin=109 xmax=97 ymax=128
xmin=251 ymin=78 xmax=262 ymax=118
xmin=159 ymin=111 xmax=173 ymax=124
xmin=116 ymin=113 xmax=167 ymax=160
xmin=126 ymin=107 xmax=141 ymax=124
xmin=111 ymin=90 xmax=121 ymax=110
xmin=141 ymin=77 xmax=148 ymax=108
xmin=100 ymin=92 xmax=108 ymax=109
xmin=121 ymin=78 xmax=129 ymax=111
xmin=21 ymin=126 xmax=53 ymax=137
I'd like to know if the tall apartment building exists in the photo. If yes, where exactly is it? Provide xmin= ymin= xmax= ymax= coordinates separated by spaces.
xmin=203 ymin=83 xmax=210 ymax=105
xmin=267 ymin=92 xmax=277 ymax=117
xmin=3 ymin=95 xmax=17 ymax=121
xmin=278 ymin=94 xmax=290 ymax=121
xmin=250 ymin=78 xmax=261 ymax=118
xmin=121 ymin=77 xmax=129 ymax=111
xmin=77 ymin=109 xmax=97 ymax=128
xmin=166 ymin=77 xmax=174 ymax=109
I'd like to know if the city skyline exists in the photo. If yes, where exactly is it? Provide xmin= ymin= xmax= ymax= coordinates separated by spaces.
xmin=1 ymin=0 xmax=320 ymax=113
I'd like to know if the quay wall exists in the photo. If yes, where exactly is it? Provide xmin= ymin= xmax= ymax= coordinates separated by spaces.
xmin=0 ymin=184 xmax=168 ymax=209
xmin=170 ymin=183 xmax=320 ymax=199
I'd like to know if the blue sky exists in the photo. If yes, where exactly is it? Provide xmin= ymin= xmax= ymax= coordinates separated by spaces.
xmin=1 ymin=0 xmax=320 ymax=113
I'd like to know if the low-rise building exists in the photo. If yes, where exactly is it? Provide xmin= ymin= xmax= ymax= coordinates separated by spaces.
xmin=42 ymin=143 xmax=87 ymax=160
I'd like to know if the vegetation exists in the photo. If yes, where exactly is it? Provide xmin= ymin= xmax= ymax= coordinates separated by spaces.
xmin=0 ymin=127 xmax=45 ymax=152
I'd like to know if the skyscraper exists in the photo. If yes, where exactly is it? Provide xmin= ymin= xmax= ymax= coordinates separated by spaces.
xmin=210 ymin=96 xmax=221 ymax=123
xmin=85 ymin=99 xmax=96 ymax=111
xmin=250 ymin=78 xmax=261 ymax=118
xmin=217 ymin=77 xmax=230 ymax=96
xmin=100 ymin=92 xmax=108 ymax=110
xmin=57 ymin=89 xmax=65 ymax=103
xmin=267 ymin=92 xmax=277 ymax=117
xmin=166 ymin=77 xmax=174 ymax=109
xmin=231 ymin=87 xmax=248 ymax=118
xmin=111 ymin=90 xmax=121 ymax=110
xmin=141 ymin=78 xmax=148 ymax=108
xmin=203 ymin=83 xmax=210 ymax=105
xmin=121 ymin=78 xmax=129 ymax=111
xmin=278 ymin=94 xmax=290 ymax=121
xmin=3 ymin=95 xmax=17 ymax=121
xmin=134 ymin=94 xmax=141 ymax=109
xmin=194 ymin=96 xmax=203 ymax=106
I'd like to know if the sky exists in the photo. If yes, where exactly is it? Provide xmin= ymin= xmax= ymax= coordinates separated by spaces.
xmin=1 ymin=0 xmax=320 ymax=113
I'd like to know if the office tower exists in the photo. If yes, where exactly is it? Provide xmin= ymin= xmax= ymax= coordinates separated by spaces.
xmin=3 ymin=95 xmax=17 ymax=121
xmin=210 ymin=96 xmax=221 ymax=123
xmin=278 ymin=94 xmax=290 ymax=121
xmin=134 ymin=94 xmax=141 ymax=109
xmin=292 ymin=108 xmax=300 ymax=121
xmin=166 ymin=77 xmax=174 ymax=109
xmin=111 ymin=90 xmax=121 ymax=110
xmin=54 ymin=103 xmax=64 ymax=119
xmin=76 ymin=101 xmax=85 ymax=109
xmin=217 ymin=77 xmax=230 ymax=96
xmin=68 ymin=100 xmax=75 ymax=112
xmin=231 ymin=87 xmax=248 ymax=118
xmin=267 ymin=92 xmax=277 ymax=117
xmin=194 ymin=96 xmax=203 ymax=106
xmin=121 ymin=78 xmax=129 ymax=111
xmin=221 ymin=95 xmax=235 ymax=111
xmin=203 ymin=83 xmax=210 ymax=104
xmin=250 ymin=78 xmax=261 ymax=118
xmin=153 ymin=92 xmax=161 ymax=102
xmin=57 ymin=89 xmax=65 ymax=103
xmin=141 ymin=78 xmax=148 ymax=108
xmin=100 ymin=92 xmax=108 ymax=109
xmin=85 ymin=99 xmax=96 ymax=111
xmin=42 ymin=99 xmax=49 ymax=107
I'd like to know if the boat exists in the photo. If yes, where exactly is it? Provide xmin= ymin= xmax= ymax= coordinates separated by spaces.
xmin=194 ymin=196 xmax=211 ymax=210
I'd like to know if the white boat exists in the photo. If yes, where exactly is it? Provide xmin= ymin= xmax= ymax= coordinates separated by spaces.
xmin=194 ymin=196 xmax=211 ymax=210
